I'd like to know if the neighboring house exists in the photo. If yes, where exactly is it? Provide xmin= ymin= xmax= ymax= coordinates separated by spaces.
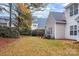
xmin=45 ymin=3 xmax=79 ymax=40
xmin=0 ymin=17 xmax=13 ymax=27
xmin=31 ymin=16 xmax=38 ymax=30
xmin=37 ymin=18 xmax=47 ymax=29
xmin=45 ymin=12 xmax=66 ymax=39
xmin=31 ymin=23 xmax=38 ymax=30
xmin=0 ymin=3 xmax=18 ymax=27
xmin=31 ymin=16 xmax=47 ymax=30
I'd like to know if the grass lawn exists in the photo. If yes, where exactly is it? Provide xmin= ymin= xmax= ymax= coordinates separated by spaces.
xmin=0 ymin=36 xmax=79 ymax=56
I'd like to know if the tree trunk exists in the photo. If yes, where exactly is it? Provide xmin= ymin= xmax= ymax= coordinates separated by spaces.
xmin=9 ymin=3 xmax=12 ymax=28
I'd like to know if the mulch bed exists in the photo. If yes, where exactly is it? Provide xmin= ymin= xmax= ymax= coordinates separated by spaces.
xmin=0 ymin=37 xmax=16 ymax=48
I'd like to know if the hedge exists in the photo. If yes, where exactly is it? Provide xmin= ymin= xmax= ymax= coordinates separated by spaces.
xmin=31 ymin=29 xmax=45 ymax=36
xmin=19 ymin=28 xmax=31 ymax=36
xmin=0 ymin=26 xmax=20 ymax=38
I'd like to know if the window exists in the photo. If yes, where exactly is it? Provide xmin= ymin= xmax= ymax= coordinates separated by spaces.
xmin=70 ymin=25 xmax=77 ymax=36
xmin=47 ymin=31 xmax=50 ymax=35
xmin=70 ymin=26 xmax=73 ymax=35
xmin=74 ymin=25 xmax=77 ymax=35
xmin=74 ymin=3 xmax=78 ymax=15
xmin=50 ymin=28 xmax=52 ymax=34
xmin=70 ymin=3 xmax=78 ymax=16
xmin=70 ymin=6 xmax=74 ymax=16
xmin=47 ymin=28 xmax=52 ymax=35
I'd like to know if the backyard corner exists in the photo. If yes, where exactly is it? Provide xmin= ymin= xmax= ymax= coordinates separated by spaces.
xmin=0 ymin=36 xmax=79 ymax=56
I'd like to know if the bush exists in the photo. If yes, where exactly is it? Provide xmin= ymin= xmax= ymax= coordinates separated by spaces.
xmin=45 ymin=35 xmax=51 ymax=39
xmin=0 ymin=26 xmax=20 ymax=38
xmin=31 ymin=30 xmax=37 ymax=36
xmin=36 ymin=29 xmax=45 ymax=36
xmin=31 ymin=29 xmax=45 ymax=37
xmin=19 ymin=28 xmax=31 ymax=35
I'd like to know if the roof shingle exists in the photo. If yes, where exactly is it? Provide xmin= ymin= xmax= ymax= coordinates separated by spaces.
xmin=50 ymin=11 xmax=65 ymax=21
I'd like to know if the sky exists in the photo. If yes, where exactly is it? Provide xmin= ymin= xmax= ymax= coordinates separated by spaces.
xmin=32 ymin=3 xmax=68 ymax=18
xmin=0 ymin=3 xmax=68 ymax=18
xmin=32 ymin=3 xmax=69 ymax=29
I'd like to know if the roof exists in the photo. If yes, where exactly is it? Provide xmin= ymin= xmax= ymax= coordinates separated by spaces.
xmin=64 ymin=3 xmax=73 ymax=9
xmin=50 ymin=11 xmax=65 ymax=21
xmin=56 ymin=20 xmax=66 ymax=24
xmin=0 ymin=16 xmax=9 ymax=19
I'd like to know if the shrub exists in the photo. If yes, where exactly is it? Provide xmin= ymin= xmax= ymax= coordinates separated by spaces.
xmin=31 ymin=30 xmax=37 ymax=36
xmin=0 ymin=26 xmax=20 ymax=38
xmin=36 ymin=29 xmax=45 ymax=36
xmin=45 ymin=35 xmax=51 ymax=39
xmin=19 ymin=28 xmax=31 ymax=35
xmin=31 ymin=29 xmax=45 ymax=37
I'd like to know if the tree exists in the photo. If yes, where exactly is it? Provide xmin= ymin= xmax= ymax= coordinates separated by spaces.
xmin=27 ymin=3 xmax=48 ymax=13
xmin=0 ymin=3 xmax=47 ymax=30
xmin=27 ymin=3 xmax=47 ymax=10
xmin=16 ymin=3 xmax=32 ymax=30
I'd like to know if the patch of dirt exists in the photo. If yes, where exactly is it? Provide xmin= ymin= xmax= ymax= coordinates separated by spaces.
xmin=0 ymin=37 xmax=16 ymax=48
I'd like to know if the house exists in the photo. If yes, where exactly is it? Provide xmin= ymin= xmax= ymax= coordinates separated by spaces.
xmin=0 ymin=17 xmax=14 ymax=27
xmin=65 ymin=3 xmax=79 ymax=40
xmin=31 ymin=16 xmax=38 ymax=30
xmin=31 ymin=16 xmax=47 ymax=30
xmin=37 ymin=18 xmax=47 ymax=30
xmin=31 ymin=23 xmax=38 ymax=30
xmin=45 ymin=12 xmax=66 ymax=39
xmin=0 ymin=3 xmax=18 ymax=27
xmin=45 ymin=3 xmax=79 ymax=40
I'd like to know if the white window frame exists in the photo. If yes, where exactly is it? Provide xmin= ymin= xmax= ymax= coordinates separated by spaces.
xmin=70 ymin=25 xmax=77 ymax=36
xmin=74 ymin=3 xmax=78 ymax=15
xmin=70 ymin=26 xmax=73 ymax=35
xmin=70 ymin=3 xmax=78 ymax=16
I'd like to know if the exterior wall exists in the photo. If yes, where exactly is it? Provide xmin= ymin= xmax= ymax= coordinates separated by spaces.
xmin=31 ymin=16 xmax=38 ymax=30
xmin=45 ymin=13 xmax=56 ymax=38
xmin=7 ymin=21 xmax=15 ymax=27
xmin=37 ymin=18 xmax=46 ymax=30
xmin=31 ymin=23 xmax=38 ymax=30
xmin=77 ymin=22 xmax=79 ymax=41
xmin=65 ymin=3 xmax=79 ymax=40
xmin=55 ymin=23 xmax=65 ymax=39
xmin=0 ymin=19 xmax=15 ymax=27
xmin=0 ymin=19 xmax=9 ymax=26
